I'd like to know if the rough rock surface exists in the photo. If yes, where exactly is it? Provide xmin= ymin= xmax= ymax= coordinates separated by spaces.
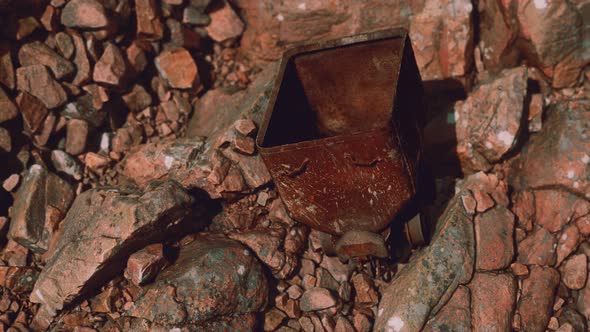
xmin=468 ymin=272 xmax=516 ymax=331
xmin=18 ymin=41 xmax=75 ymax=80
xmin=511 ymin=99 xmax=590 ymax=197
xmin=16 ymin=65 xmax=68 ymax=109
xmin=61 ymin=0 xmax=109 ymax=28
xmin=474 ymin=205 xmax=515 ymax=271
xmin=455 ymin=67 xmax=527 ymax=172
xmin=422 ymin=285 xmax=471 ymax=332
xmin=155 ymin=48 xmax=198 ymax=89
xmin=517 ymin=266 xmax=560 ymax=332
xmin=375 ymin=190 xmax=475 ymax=331
xmin=126 ymin=233 xmax=268 ymax=329
xmin=30 ymin=181 xmax=195 ymax=315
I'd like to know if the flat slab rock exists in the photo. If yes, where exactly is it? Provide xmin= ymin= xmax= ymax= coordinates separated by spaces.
xmin=374 ymin=190 xmax=475 ymax=331
xmin=30 ymin=180 xmax=194 ymax=316
xmin=126 ymin=233 xmax=268 ymax=329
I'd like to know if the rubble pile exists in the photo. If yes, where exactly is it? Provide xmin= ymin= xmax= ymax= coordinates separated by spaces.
xmin=0 ymin=0 xmax=587 ymax=331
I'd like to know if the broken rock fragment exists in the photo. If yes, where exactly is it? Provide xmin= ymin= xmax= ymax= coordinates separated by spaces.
xmin=126 ymin=234 xmax=267 ymax=329
xmin=155 ymin=48 xmax=198 ymax=89
xmin=0 ymin=266 xmax=39 ymax=294
xmin=423 ymin=285 xmax=471 ymax=332
xmin=16 ymin=65 xmax=68 ymax=109
xmin=61 ymin=0 xmax=109 ymax=28
xmin=517 ymin=226 xmax=556 ymax=266
xmin=517 ymin=266 xmax=560 ymax=332
xmin=135 ymin=0 xmax=164 ymax=40
xmin=334 ymin=230 xmax=388 ymax=260
xmin=299 ymin=287 xmax=337 ymax=312
xmin=468 ymin=272 xmax=516 ymax=331
xmin=93 ymin=43 xmax=127 ymax=86
xmin=30 ymin=180 xmax=194 ymax=316
xmin=206 ymin=1 xmax=245 ymax=42
xmin=375 ymin=190 xmax=475 ymax=331
xmin=474 ymin=205 xmax=515 ymax=271
xmin=455 ymin=67 xmax=527 ymax=172
xmin=124 ymin=243 xmax=168 ymax=286
xmin=8 ymin=165 xmax=74 ymax=253
xmin=0 ymin=86 xmax=18 ymax=124
xmin=18 ymin=41 xmax=75 ymax=80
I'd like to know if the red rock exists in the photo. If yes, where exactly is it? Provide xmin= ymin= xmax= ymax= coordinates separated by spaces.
xmin=232 ymin=135 xmax=255 ymax=155
xmin=122 ymin=85 xmax=152 ymax=112
xmin=8 ymin=165 xmax=74 ymax=253
xmin=518 ymin=266 xmax=560 ymax=332
xmin=334 ymin=230 xmax=388 ymax=259
xmin=89 ymin=285 xmax=120 ymax=313
xmin=70 ymin=31 xmax=91 ymax=86
xmin=423 ymin=285 xmax=471 ymax=331
xmin=61 ymin=0 xmax=109 ymax=28
xmin=556 ymin=224 xmax=581 ymax=266
xmin=468 ymin=272 xmax=516 ymax=331
xmin=534 ymin=189 xmax=590 ymax=233
xmin=576 ymin=275 xmax=590 ymax=321
xmin=560 ymin=254 xmax=587 ymax=290
xmin=229 ymin=228 xmax=296 ymax=279
xmin=18 ymin=41 xmax=75 ymax=80
xmin=316 ymin=267 xmax=339 ymax=292
xmin=206 ymin=1 xmax=245 ymax=42
xmin=55 ymin=32 xmax=74 ymax=59
xmin=455 ymin=67 xmax=527 ymax=172
xmin=125 ymin=243 xmax=168 ymax=286
xmin=126 ymin=42 xmax=148 ymax=75
xmin=30 ymin=181 xmax=194 ymax=316
xmin=41 ymin=5 xmax=59 ymax=31
xmin=264 ymin=308 xmax=286 ymax=331
xmin=512 ymin=190 xmax=535 ymax=232
xmin=65 ymin=119 xmax=89 ymax=155
xmin=16 ymin=65 xmax=68 ymax=109
xmin=155 ymin=48 xmax=198 ymax=89
xmin=528 ymin=93 xmax=544 ymax=133
xmin=335 ymin=316 xmax=355 ymax=332
xmin=353 ymin=312 xmax=372 ymax=332
xmin=0 ymin=266 xmax=39 ymax=294
xmin=2 ymin=174 xmax=19 ymax=192
xmin=299 ymin=287 xmax=337 ymax=312
xmin=16 ymin=92 xmax=48 ymax=134
xmin=127 ymin=234 xmax=267 ymax=329
xmin=0 ymin=240 xmax=28 ymax=267
xmin=0 ymin=87 xmax=17 ymax=124
xmin=93 ymin=43 xmax=127 ymax=86
xmin=84 ymin=152 xmax=109 ymax=173
xmin=135 ymin=0 xmax=164 ymax=41
xmin=476 ymin=0 xmax=518 ymax=72
xmin=517 ymin=226 xmax=556 ymax=266
xmin=0 ymin=42 xmax=15 ymax=90
xmin=167 ymin=17 xmax=203 ymax=50
xmin=510 ymin=262 xmax=529 ymax=278
xmin=352 ymin=272 xmax=378 ymax=304
xmin=409 ymin=0 xmax=474 ymax=80
xmin=474 ymin=205 xmax=515 ymax=271
xmin=234 ymin=119 xmax=257 ymax=137
xmin=510 ymin=100 xmax=590 ymax=196
xmin=576 ymin=215 xmax=590 ymax=237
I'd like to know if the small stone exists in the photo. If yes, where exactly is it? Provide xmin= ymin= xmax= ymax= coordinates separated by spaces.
xmin=155 ymin=48 xmax=198 ymax=89
xmin=517 ymin=227 xmax=556 ymax=266
xmin=319 ymin=256 xmax=352 ymax=283
xmin=122 ymin=84 xmax=152 ymax=112
xmin=548 ymin=317 xmax=559 ymax=330
xmin=2 ymin=174 xmax=20 ymax=192
xmin=61 ymin=0 xmax=108 ymax=28
xmin=41 ymin=5 xmax=59 ymax=31
xmin=14 ymin=16 xmax=40 ymax=40
xmin=16 ymin=92 xmax=49 ymax=134
xmin=65 ymin=119 xmax=89 ymax=155
xmin=335 ymin=230 xmax=388 ymax=259
xmin=234 ymin=119 xmax=257 ymax=136
xmin=528 ymin=93 xmax=544 ymax=133
xmin=512 ymin=190 xmax=535 ymax=231
xmin=16 ymin=65 xmax=68 ymax=109
xmin=510 ymin=262 xmax=529 ymax=278
xmin=84 ymin=152 xmax=110 ymax=173
xmin=55 ymin=32 xmax=75 ymax=59
xmin=232 ymin=136 xmax=256 ymax=155
xmin=135 ymin=0 xmax=164 ymax=40
xmin=0 ymin=86 xmax=18 ymax=124
xmin=474 ymin=205 xmax=515 ymax=271
xmin=352 ymin=272 xmax=378 ymax=304
xmin=124 ymin=243 xmax=168 ymax=286
xmin=93 ymin=43 xmax=127 ymax=86
xmin=518 ymin=266 xmax=560 ymax=332
xmin=335 ymin=316 xmax=354 ymax=332
xmin=353 ymin=313 xmax=372 ymax=332
xmin=560 ymin=254 xmax=587 ymax=290
xmin=126 ymin=42 xmax=148 ymax=74
xmin=0 ymin=42 xmax=14 ymax=90
xmin=316 ymin=267 xmax=339 ymax=292
xmin=18 ymin=41 xmax=75 ymax=80
xmin=287 ymin=284 xmax=303 ymax=300
xmin=299 ymin=287 xmax=337 ymax=312
xmin=205 ymin=1 xmax=245 ymax=42
xmin=51 ymin=150 xmax=83 ymax=179
xmin=89 ymin=285 xmax=119 ymax=313
xmin=264 ymin=308 xmax=286 ymax=331
xmin=70 ymin=31 xmax=91 ymax=86
xmin=556 ymin=323 xmax=574 ymax=332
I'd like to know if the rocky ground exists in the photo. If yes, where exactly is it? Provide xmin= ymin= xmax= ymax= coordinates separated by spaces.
xmin=0 ymin=0 xmax=588 ymax=331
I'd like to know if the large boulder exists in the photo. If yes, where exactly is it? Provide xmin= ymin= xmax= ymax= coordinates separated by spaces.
xmin=126 ymin=233 xmax=268 ymax=330
xmin=30 ymin=181 xmax=196 ymax=317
